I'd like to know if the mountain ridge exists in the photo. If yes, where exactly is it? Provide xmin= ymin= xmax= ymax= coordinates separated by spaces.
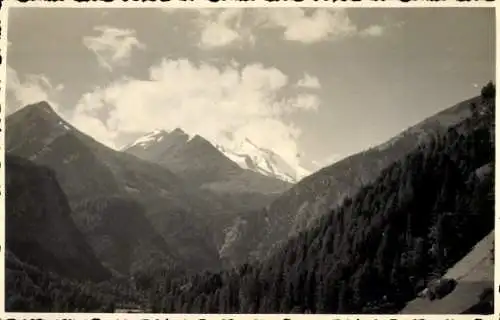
xmin=6 ymin=102 xmax=224 ymax=274
xmin=219 ymin=92 xmax=493 ymax=266
xmin=5 ymin=83 xmax=495 ymax=314
xmin=123 ymin=127 xmax=292 ymax=198
xmin=143 ymin=87 xmax=495 ymax=313
xmin=124 ymin=127 xmax=308 ymax=185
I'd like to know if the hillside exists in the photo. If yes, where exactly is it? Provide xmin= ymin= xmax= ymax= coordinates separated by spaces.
xmin=5 ymin=84 xmax=495 ymax=314
xmin=138 ymin=83 xmax=495 ymax=314
xmin=400 ymin=231 xmax=494 ymax=314
xmin=220 ymin=91 xmax=493 ymax=266
xmin=6 ymin=249 xmax=147 ymax=312
xmin=6 ymin=102 xmax=222 ymax=274
xmin=123 ymin=127 xmax=294 ymax=254
xmin=5 ymin=155 xmax=111 ymax=282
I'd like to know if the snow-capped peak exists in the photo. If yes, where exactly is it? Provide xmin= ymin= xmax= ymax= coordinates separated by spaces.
xmin=124 ymin=129 xmax=169 ymax=150
xmin=124 ymin=128 xmax=310 ymax=183
xmin=216 ymin=138 xmax=310 ymax=183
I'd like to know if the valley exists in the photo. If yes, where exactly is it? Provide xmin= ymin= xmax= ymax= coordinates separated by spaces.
xmin=4 ymin=83 xmax=495 ymax=314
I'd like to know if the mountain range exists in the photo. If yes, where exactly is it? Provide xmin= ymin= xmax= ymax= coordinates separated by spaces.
xmin=123 ymin=128 xmax=292 ymax=194
xmin=5 ymin=101 xmax=297 ymax=274
xmin=217 ymin=94 xmax=491 ymax=265
xmin=124 ymin=128 xmax=309 ymax=185
xmin=4 ymin=82 xmax=495 ymax=314
xmin=7 ymin=102 xmax=220 ymax=274
xmin=144 ymin=84 xmax=494 ymax=314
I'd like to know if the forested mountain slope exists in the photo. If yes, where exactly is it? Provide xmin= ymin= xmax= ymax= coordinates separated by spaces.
xmin=5 ymin=155 xmax=111 ymax=282
xmin=221 ymin=87 xmax=492 ymax=266
xmin=401 ymin=230 xmax=493 ymax=314
xmin=6 ymin=102 xmax=222 ymax=274
xmin=123 ymin=127 xmax=293 ymax=252
xmin=141 ymin=83 xmax=495 ymax=314
xmin=6 ymin=249 xmax=146 ymax=312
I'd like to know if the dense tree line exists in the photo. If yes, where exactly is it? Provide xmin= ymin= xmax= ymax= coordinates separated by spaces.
xmin=140 ymin=83 xmax=495 ymax=314
xmin=5 ymin=252 xmax=147 ymax=312
xmin=6 ymin=83 xmax=495 ymax=314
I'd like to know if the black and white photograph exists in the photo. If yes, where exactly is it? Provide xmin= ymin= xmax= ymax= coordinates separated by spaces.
xmin=3 ymin=5 xmax=495 ymax=315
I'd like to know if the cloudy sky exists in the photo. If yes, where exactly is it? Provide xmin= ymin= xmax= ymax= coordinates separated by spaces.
xmin=6 ymin=7 xmax=495 ymax=171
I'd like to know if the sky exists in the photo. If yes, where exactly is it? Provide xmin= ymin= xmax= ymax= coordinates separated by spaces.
xmin=6 ymin=7 xmax=495 ymax=171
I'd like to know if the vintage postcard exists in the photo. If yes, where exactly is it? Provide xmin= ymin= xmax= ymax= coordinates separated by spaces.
xmin=0 ymin=1 xmax=496 ymax=317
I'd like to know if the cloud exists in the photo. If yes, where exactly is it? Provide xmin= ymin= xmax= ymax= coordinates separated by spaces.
xmin=360 ymin=24 xmax=385 ymax=37
xmin=258 ymin=8 xmax=357 ymax=44
xmin=71 ymin=111 xmax=118 ymax=148
xmin=259 ymin=9 xmax=389 ymax=43
xmin=167 ymin=8 xmax=387 ymax=48
xmin=6 ymin=66 xmax=64 ymax=115
xmin=196 ymin=9 xmax=255 ymax=49
xmin=296 ymin=73 xmax=321 ymax=89
xmin=289 ymin=94 xmax=320 ymax=111
xmin=73 ymin=59 xmax=320 ymax=166
xmin=83 ymin=26 xmax=145 ymax=71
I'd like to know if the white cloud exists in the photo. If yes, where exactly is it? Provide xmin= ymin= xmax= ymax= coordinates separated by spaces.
xmin=296 ymin=73 xmax=321 ymax=89
xmin=6 ymin=66 xmax=64 ymax=115
xmin=83 ymin=26 xmax=145 ymax=71
xmin=289 ymin=94 xmax=320 ymax=111
xmin=360 ymin=24 xmax=385 ymax=37
xmin=196 ymin=9 xmax=255 ymax=49
xmin=71 ymin=111 xmax=117 ymax=148
xmin=73 ymin=59 xmax=319 ymax=167
xmin=176 ymin=8 xmax=390 ymax=48
xmin=200 ymin=22 xmax=240 ymax=49
xmin=258 ymin=8 xmax=357 ymax=44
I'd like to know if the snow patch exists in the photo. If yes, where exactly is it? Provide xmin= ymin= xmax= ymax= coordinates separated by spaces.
xmin=217 ymin=138 xmax=310 ymax=183
xmin=126 ymin=128 xmax=310 ymax=183
xmin=126 ymin=129 xmax=167 ymax=149
xmin=125 ymin=185 xmax=141 ymax=193
xmin=58 ymin=120 xmax=71 ymax=131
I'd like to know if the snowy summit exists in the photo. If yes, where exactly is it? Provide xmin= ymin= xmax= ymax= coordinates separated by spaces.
xmin=123 ymin=129 xmax=309 ymax=183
